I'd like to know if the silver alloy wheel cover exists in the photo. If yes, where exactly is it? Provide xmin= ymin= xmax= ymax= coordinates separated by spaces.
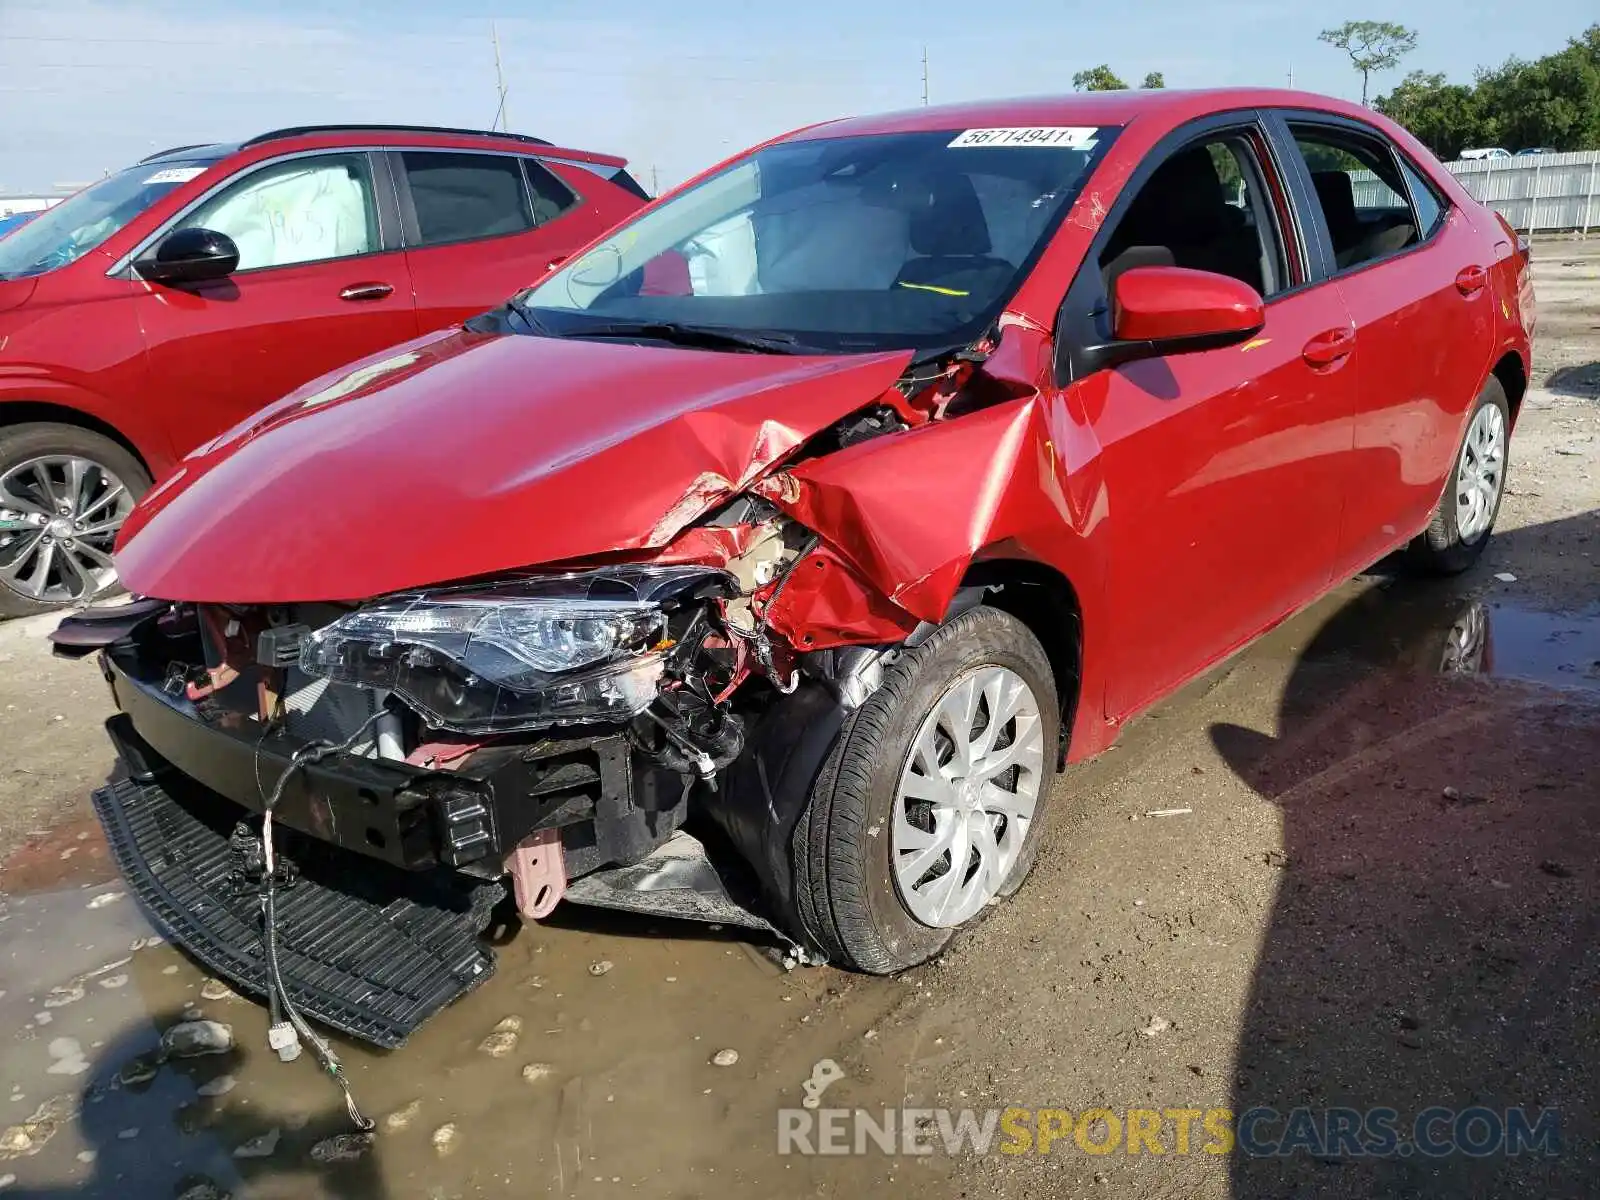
xmin=891 ymin=664 xmax=1046 ymax=928
xmin=1455 ymin=402 xmax=1506 ymax=544
xmin=1441 ymin=602 xmax=1490 ymax=675
xmin=0 ymin=455 xmax=135 ymax=605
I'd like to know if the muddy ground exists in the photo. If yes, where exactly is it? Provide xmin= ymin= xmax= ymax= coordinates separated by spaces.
xmin=0 ymin=240 xmax=1596 ymax=1199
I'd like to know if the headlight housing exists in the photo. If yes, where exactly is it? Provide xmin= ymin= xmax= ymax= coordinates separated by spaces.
xmin=299 ymin=567 xmax=720 ymax=733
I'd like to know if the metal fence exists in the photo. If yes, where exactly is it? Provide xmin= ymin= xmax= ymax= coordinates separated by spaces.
xmin=1445 ymin=152 xmax=1600 ymax=234
xmin=1349 ymin=151 xmax=1600 ymax=234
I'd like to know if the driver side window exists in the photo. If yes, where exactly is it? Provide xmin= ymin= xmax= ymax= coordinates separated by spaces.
xmin=1099 ymin=130 xmax=1290 ymax=299
xmin=178 ymin=153 xmax=380 ymax=272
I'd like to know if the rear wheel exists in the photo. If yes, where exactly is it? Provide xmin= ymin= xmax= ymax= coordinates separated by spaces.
xmin=794 ymin=605 xmax=1058 ymax=973
xmin=0 ymin=423 xmax=149 ymax=618
xmin=1409 ymin=379 xmax=1510 ymax=575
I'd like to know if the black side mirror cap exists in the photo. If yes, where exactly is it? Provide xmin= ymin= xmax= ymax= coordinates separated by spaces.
xmin=134 ymin=227 xmax=240 ymax=286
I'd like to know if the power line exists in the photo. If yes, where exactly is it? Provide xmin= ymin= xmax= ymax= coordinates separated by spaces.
xmin=0 ymin=32 xmax=887 ymax=69
xmin=0 ymin=59 xmax=907 ymax=89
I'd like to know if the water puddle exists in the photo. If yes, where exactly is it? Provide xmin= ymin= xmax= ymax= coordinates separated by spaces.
xmin=1297 ymin=582 xmax=1600 ymax=692
xmin=0 ymin=881 xmax=932 ymax=1199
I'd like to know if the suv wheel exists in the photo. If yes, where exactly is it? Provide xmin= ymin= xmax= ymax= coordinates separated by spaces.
xmin=794 ymin=605 xmax=1058 ymax=972
xmin=0 ymin=423 xmax=150 ymax=618
xmin=1410 ymin=378 xmax=1511 ymax=575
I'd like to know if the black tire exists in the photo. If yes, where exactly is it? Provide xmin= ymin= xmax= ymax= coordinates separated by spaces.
xmin=793 ymin=605 xmax=1059 ymax=973
xmin=0 ymin=423 xmax=151 ymax=619
xmin=1409 ymin=378 xmax=1511 ymax=575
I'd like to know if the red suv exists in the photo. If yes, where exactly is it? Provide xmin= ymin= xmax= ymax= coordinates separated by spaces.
xmin=0 ymin=125 xmax=647 ymax=615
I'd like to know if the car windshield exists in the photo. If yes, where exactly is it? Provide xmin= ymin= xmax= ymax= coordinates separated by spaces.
xmin=0 ymin=156 xmax=221 ymax=281
xmin=517 ymin=126 xmax=1116 ymax=353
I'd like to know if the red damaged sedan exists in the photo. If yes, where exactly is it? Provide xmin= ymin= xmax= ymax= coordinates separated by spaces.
xmin=63 ymin=89 xmax=1533 ymax=1048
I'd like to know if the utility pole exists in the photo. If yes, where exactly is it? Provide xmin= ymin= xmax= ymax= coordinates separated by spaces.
xmin=651 ymin=164 xmax=660 ymax=196
xmin=491 ymin=21 xmax=511 ymax=132
xmin=1287 ymin=64 xmax=1294 ymax=88
xmin=921 ymin=44 xmax=929 ymax=106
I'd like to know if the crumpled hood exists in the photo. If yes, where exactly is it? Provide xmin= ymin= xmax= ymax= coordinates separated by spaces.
xmin=115 ymin=324 xmax=913 ymax=603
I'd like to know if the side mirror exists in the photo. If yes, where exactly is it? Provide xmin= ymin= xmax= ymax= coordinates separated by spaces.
xmin=134 ymin=227 xmax=239 ymax=286
xmin=1080 ymin=266 xmax=1265 ymax=374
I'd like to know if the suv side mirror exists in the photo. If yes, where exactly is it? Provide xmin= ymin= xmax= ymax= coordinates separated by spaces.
xmin=134 ymin=227 xmax=240 ymax=286
xmin=1079 ymin=266 xmax=1265 ymax=375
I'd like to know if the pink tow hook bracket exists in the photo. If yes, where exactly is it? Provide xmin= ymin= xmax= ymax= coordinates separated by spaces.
xmin=507 ymin=829 xmax=566 ymax=918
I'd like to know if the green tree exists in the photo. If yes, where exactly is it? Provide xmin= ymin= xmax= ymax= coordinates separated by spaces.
xmin=1474 ymin=30 xmax=1600 ymax=150
xmin=1140 ymin=71 xmax=1166 ymax=89
xmin=1371 ymin=23 xmax=1600 ymax=159
xmin=1374 ymin=70 xmax=1486 ymax=159
xmin=1073 ymin=65 xmax=1128 ymax=91
xmin=1319 ymin=20 xmax=1418 ymax=105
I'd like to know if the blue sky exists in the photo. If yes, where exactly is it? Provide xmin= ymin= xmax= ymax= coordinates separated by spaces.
xmin=0 ymin=0 xmax=1592 ymax=193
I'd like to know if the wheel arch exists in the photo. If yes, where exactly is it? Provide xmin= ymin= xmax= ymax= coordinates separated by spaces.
xmin=1489 ymin=350 xmax=1527 ymax=428
xmin=0 ymin=399 xmax=158 ymax=479
xmin=958 ymin=557 xmax=1085 ymax=766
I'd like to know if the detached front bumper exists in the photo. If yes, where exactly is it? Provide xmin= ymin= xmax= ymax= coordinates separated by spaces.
xmin=101 ymin=644 xmax=673 ymax=877
xmin=92 ymin=774 xmax=502 ymax=1048
xmin=89 ymin=639 xmax=797 ymax=1044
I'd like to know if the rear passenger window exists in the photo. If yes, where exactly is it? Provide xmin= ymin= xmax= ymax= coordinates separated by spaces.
xmin=1289 ymin=125 xmax=1421 ymax=271
xmin=522 ymin=159 xmax=579 ymax=224
xmin=400 ymin=152 xmax=533 ymax=245
xmin=1099 ymin=131 xmax=1290 ymax=298
xmin=1399 ymin=158 xmax=1445 ymax=238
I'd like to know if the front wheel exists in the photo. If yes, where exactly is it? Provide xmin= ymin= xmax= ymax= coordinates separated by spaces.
xmin=793 ymin=605 xmax=1059 ymax=973
xmin=0 ymin=423 xmax=149 ymax=618
xmin=1409 ymin=378 xmax=1511 ymax=575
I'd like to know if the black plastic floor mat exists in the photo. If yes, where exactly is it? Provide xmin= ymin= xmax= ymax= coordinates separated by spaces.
xmin=93 ymin=776 xmax=503 ymax=1049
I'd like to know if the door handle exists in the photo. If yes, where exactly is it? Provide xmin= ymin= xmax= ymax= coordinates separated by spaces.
xmin=339 ymin=282 xmax=394 ymax=302
xmin=1302 ymin=327 xmax=1355 ymax=368
xmin=1455 ymin=265 xmax=1489 ymax=296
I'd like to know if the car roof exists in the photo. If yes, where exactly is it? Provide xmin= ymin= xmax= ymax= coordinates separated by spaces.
xmin=788 ymin=87 xmax=1379 ymax=141
xmin=139 ymin=143 xmax=236 ymax=165
xmin=237 ymin=124 xmax=627 ymax=167
xmin=137 ymin=125 xmax=625 ymax=170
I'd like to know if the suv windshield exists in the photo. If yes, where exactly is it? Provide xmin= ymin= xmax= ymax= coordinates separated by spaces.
xmin=0 ymin=156 xmax=222 ymax=281
xmin=518 ymin=126 xmax=1115 ymax=353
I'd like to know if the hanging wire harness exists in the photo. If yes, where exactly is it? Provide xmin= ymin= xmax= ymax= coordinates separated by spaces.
xmin=251 ymin=710 xmax=388 ymax=1133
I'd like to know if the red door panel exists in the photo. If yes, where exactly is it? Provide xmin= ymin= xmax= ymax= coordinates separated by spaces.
xmin=399 ymin=152 xmax=624 ymax=335
xmin=1332 ymin=209 xmax=1495 ymax=571
xmin=132 ymin=253 xmax=419 ymax=458
xmin=1091 ymin=286 xmax=1358 ymax=718
xmin=405 ymin=225 xmax=575 ymax=334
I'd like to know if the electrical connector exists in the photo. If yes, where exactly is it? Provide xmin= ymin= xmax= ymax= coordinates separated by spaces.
xmin=268 ymin=1021 xmax=302 ymax=1062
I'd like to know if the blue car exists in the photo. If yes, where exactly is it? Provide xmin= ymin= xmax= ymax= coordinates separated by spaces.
xmin=0 ymin=211 xmax=38 ymax=238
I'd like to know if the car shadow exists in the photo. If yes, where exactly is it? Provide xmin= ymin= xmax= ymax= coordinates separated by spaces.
xmin=1214 ymin=510 xmax=1600 ymax=1197
xmin=1544 ymin=362 xmax=1600 ymax=400
xmin=19 ymin=961 xmax=391 ymax=1198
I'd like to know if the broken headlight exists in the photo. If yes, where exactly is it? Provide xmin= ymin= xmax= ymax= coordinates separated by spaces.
xmin=298 ymin=572 xmax=705 ymax=733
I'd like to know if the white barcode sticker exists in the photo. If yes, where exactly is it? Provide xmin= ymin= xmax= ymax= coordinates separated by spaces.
xmin=948 ymin=127 xmax=1099 ymax=149
xmin=143 ymin=166 xmax=207 ymax=185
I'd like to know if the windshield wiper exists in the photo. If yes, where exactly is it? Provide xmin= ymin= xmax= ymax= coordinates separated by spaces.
xmin=556 ymin=320 xmax=804 ymax=355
